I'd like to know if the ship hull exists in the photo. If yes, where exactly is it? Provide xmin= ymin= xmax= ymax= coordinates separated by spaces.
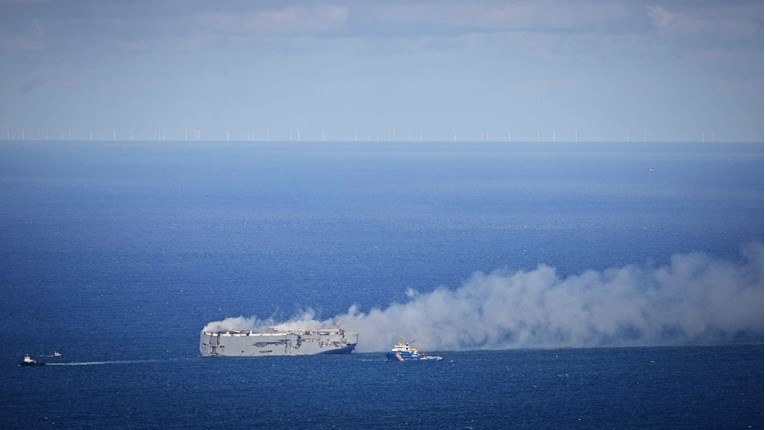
xmin=386 ymin=351 xmax=443 ymax=362
xmin=386 ymin=352 xmax=421 ymax=362
xmin=200 ymin=329 xmax=358 ymax=357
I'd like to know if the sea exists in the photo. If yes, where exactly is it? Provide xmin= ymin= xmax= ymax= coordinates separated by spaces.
xmin=0 ymin=140 xmax=762 ymax=429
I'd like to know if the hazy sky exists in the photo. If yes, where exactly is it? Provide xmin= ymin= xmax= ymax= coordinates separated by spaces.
xmin=0 ymin=0 xmax=762 ymax=142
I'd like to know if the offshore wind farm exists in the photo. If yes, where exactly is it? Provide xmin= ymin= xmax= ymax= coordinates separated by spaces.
xmin=1 ymin=1 xmax=762 ymax=429
xmin=1 ymin=127 xmax=725 ymax=143
xmin=3 ymin=138 xmax=762 ymax=429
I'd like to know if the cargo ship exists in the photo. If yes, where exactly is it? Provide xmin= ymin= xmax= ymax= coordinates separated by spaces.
xmin=385 ymin=341 xmax=442 ymax=362
xmin=200 ymin=328 xmax=358 ymax=357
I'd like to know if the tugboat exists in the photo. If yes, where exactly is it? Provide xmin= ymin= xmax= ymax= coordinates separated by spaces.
xmin=20 ymin=355 xmax=45 ymax=367
xmin=385 ymin=341 xmax=442 ymax=362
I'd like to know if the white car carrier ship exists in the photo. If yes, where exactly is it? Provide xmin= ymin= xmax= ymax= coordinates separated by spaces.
xmin=200 ymin=328 xmax=358 ymax=357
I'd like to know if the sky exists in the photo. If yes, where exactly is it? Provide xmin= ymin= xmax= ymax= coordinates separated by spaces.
xmin=0 ymin=0 xmax=762 ymax=142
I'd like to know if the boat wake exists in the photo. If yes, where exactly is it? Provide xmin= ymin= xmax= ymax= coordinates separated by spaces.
xmin=46 ymin=359 xmax=167 ymax=366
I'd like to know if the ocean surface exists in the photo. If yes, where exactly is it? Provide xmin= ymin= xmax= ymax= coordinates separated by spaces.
xmin=0 ymin=141 xmax=762 ymax=428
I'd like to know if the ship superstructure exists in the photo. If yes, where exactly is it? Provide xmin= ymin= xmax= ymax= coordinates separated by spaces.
xmin=385 ymin=341 xmax=442 ymax=362
xmin=200 ymin=328 xmax=357 ymax=357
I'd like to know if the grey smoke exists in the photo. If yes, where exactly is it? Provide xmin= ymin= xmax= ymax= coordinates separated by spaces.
xmin=204 ymin=244 xmax=763 ymax=352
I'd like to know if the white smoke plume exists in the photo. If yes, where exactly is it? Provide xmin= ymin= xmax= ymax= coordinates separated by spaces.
xmin=203 ymin=244 xmax=763 ymax=352
xmin=201 ymin=310 xmax=325 ymax=334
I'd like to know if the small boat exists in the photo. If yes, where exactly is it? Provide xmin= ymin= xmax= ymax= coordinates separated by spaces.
xmin=20 ymin=355 xmax=45 ymax=366
xmin=52 ymin=352 xmax=62 ymax=357
xmin=385 ymin=341 xmax=442 ymax=362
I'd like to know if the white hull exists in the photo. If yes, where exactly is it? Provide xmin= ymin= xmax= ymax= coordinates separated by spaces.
xmin=200 ymin=329 xmax=357 ymax=357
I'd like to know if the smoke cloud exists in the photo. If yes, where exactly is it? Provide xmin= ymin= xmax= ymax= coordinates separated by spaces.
xmin=203 ymin=244 xmax=763 ymax=352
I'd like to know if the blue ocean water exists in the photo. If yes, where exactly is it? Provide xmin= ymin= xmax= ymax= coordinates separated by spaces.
xmin=5 ymin=346 xmax=763 ymax=429
xmin=0 ymin=141 xmax=762 ymax=428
